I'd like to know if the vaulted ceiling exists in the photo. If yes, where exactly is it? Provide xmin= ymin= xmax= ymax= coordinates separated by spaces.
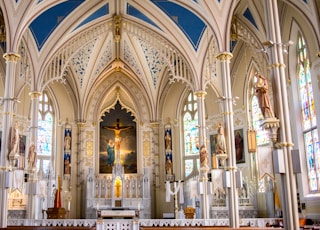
xmin=0 ymin=0 xmax=318 ymax=122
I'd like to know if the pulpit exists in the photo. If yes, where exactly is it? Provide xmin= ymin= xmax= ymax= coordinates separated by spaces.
xmin=184 ymin=206 xmax=195 ymax=219
xmin=46 ymin=175 xmax=65 ymax=219
xmin=46 ymin=207 xmax=66 ymax=219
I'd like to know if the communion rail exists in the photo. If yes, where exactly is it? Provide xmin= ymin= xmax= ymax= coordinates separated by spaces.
xmin=7 ymin=218 xmax=283 ymax=230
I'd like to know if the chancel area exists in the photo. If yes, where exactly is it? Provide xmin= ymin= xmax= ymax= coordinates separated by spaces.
xmin=0 ymin=0 xmax=320 ymax=230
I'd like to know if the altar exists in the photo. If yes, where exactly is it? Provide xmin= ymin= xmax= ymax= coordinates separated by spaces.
xmin=86 ymin=116 xmax=151 ymax=219
xmin=99 ymin=209 xmax=136 ymax=219
xmin=85 ymin=165 xmax=151 ymax=219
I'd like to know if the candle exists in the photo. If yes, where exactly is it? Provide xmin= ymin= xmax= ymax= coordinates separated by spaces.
xmin=68 ymin=200 xmax=71 ymax=211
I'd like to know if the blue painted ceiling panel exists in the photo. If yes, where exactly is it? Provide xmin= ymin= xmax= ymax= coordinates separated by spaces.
xmin=76 ymin=4 xmax=109 ymax=30
xmin=243 ymin=8 xmax=258 ymax=29
xmin=127 ymin=3 xmax=160 ymax=30
xmin=151 ymin=0 xmax=206 ymax=51
xmin=29 ymin=0 xmax=84 ymax=50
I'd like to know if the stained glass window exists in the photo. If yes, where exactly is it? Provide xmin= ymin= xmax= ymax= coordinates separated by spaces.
xmin=297 ymin=34 xmax=319 ymax=192
xmin=183 ymin=91 xmax=200 ymax=178
xmin=37 ymin=91 xmax=54 ymax=175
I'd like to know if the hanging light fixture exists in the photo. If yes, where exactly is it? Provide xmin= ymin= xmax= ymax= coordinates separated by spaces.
xmin=262 ymin=40 xmax=294 ymax=55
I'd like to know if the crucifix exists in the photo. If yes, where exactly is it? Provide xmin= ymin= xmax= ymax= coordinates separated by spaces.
xmin=103 ymin=118 xmax=133 ymax=164
xmin=165 ymin=180 xmax=184 ymax=219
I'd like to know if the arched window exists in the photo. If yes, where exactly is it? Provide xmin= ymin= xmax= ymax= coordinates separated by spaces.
xmin=37 ymin=91 xmax=54 ymax=175
xmin=183 ymin=91 xmax=199 ymax=178
xmin=297 ymin=34 xmax=319 ymax=192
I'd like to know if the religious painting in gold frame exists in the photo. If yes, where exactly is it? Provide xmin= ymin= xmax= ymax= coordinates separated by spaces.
xmin=235 ymin=129 xmax=245 ymax=164
xmin=210 ymin=133 xmax=218 ymax=168
xmin=99 ymin=101 xmax=137 ymax=174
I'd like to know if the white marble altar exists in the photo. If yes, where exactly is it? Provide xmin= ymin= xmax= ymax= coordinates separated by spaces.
xmin=85 ymin=166 xmax=151 ymax=219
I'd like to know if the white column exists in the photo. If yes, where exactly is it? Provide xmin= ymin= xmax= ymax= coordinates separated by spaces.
xmin=195 ymin=91 xmax=210 ymax=219
xmin=26 ymin=91 xmax=41 ymax=219
xmin=195 ymin=91 xmax=207 ymax=147
xmin=150 ymin=122 xmax=160 ymax=218
xmin=0 ymin=52 xmax=20 ymax=228
xmin=76 ymin=121 xmax=86 ymax=218
xmin=216 ymin=52 xmax=239 ymax=228
xmin=264 ymin=1 xmax=298 ymax=229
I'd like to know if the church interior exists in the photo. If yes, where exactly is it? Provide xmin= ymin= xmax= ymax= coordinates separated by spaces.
xmin=0 ymin=0 xmax=319 ymax=229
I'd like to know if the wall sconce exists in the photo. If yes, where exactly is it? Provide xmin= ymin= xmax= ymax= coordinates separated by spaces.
xmin=262 ymin=40 xmax=294 ymax=54
xmin=257 ymin=48 xmax=267 ymax=54
xmin=262 ymin=40 xmax=275 ymax=47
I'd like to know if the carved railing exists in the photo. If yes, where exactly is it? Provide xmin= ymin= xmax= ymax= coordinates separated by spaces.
xmin=8 ymin=218 xmax=283 ymax=229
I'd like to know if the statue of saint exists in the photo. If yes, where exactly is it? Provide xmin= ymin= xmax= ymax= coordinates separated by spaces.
xmin=165 ymin=131 xmax=172 ymax=150
xmin=255 ymin=73 xmax=274 ymax=118
xmin=216 ymin=123 xmax=226 ymax=155
xmin=64 ymin=131 xmax=71 ymax=151
xmin=64 ymin=154 xmax=70 ymax=174
xmin=165 ymin=153 xmax=173 ymax=175
xmin=200 ymin=145 xmax=209 ymax=169
xmin=27 ymin=143 xmax=37 ymax=170
xmin=9 ymin=122 xmax=20 ymax=160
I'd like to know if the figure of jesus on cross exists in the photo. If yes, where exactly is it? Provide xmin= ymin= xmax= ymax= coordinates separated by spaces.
xmin=103 ymin=118 xmax=133 ymax=164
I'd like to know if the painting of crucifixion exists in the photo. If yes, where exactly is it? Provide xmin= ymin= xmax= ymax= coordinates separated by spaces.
xmin=99 ymin=101 xmax=137 ymax=174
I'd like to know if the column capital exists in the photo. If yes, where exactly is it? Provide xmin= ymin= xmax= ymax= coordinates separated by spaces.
xmin=3 ymin=52 xmax=21 ymax=62
xmin=268 ymin=63 xmax=286 ymax=69
xmin=29 ymin=91 xmax=42 ymax=99
xmin=150 ymin=121 xmax=160 ymax=128
xmin=77 ymin=121 xmax=86 ymax=128
xmin=215 ymin=52 xmax=233 ymax=61
xmin=194 ymin=91 xmax=207 ymax=98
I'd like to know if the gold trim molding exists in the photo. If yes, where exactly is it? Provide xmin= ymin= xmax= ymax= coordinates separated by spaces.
xmin=150 ymin=121 xmax=159 ymax=128
xmin=29 ymin=91 xmax=42 ymax=99
xmin=277 ymin=142 xmax=294 ymax=147
xmin=3 ymin=52 xmax=20 ymax=62
xmin=77 ymin=122 xmax=86 ymax=128
xmin=268 ymin=63 xmax=286 ymax=69
xmin=194 ymin=91 xmax=207 ymax=98
xmin=215 ymin=52 xmax=233 ymax=61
